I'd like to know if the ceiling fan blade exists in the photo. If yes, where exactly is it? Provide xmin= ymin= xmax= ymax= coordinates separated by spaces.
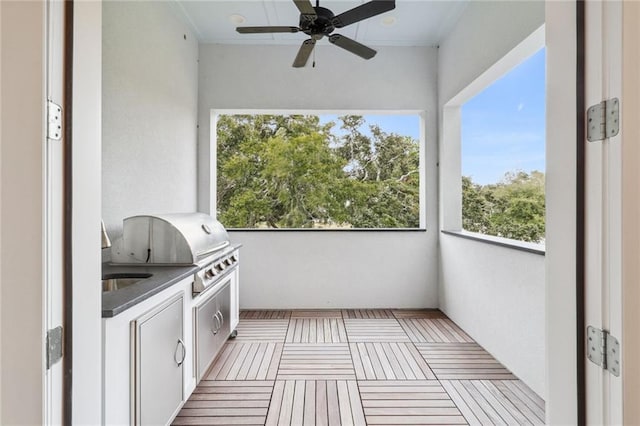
xmin=329 ymin=34 xmax=377 ymax=60
xmin=293 ymin=0 xmax=317 ymax=19
xmin=237 ymin=26 xmax=300 ymax=34
xmin=332 ymin=0 xmax=396 ymax=28
xmin=293 ymin=39 xmax=316 ymax=68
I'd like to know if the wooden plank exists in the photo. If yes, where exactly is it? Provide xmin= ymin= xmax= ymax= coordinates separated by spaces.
xmin=291 ymin=380 xmax=306 ymax=426
xmin=350 ymin=343 xmax=368 ymax=379
xmin=362 ymin=399 xmax=456 ymax=408
xmin=183 ymin=400 xmax=270 ymax=409
xmin=404 ymin=342 xmax=437 ymax=380
xmin=291 ymin=310 xmax=342 ymax=318
xmin=206 ymin=343 xmax=281 ymax=381
xmin=177 ymin=408 xmax=267 ymax=416
xmin=440 ymin=380 xmax=483 ymax=426
xmin=479 ymin=380 xmax=529 ymax=425
xmin=365 ymin=415 xmax=467 ymax=424
xmin=278 ymin=343 xmax=355 ymax=380
xmin=172 ymin=416 xmax=266 ymax=425
xmin=350 ymin=343 xmax=436 ymax=380
xmin=278 ymin=380 xmax=296 ymax=424
xmin=360 ymin=393 xmax=453 ymax=400
xmin=511 ymin=380 xmax=546 ymax=411
xmin=344 ymin=319 xmax=411 ymax=342
xmin=359 ymin=380 xmax=466 ymax=425
xmin=304 ymin=380 xmax=316 ymax=426
xmin=286 ymin=318 xmax=348 ymax=343
xmin=342 ymin=309 xmax=395 ymax=319
xmin=234 ymin=319 xmax=289 ymax=342
xmin=398 ymin=319 xmax=473 ymax=343
xmin=189 ymin=393 xmax=272 ymax=400
xmin=326 ymin=381 xmax=341 ymax=426
xmin=174 ymin=380 xmax=273 ymax=426
xmin=337 ymin=380 xmax=354 ymax=426
xmin=240 ymin=310 xmax=291 ymax=320
xmin=416 ymin=343 xmax=516 ymax=380
xmin=359 ymin=380 xmax=442 ymax=387
xmin=265 ymin=381 xmax=285 ymax=426
xmin=460 ymin=380 xmax=506 ymax=425
xmin=391 ymin=309 xmax=447 ymax=319
xmin=316 ymin=380 xmax=328 ymax=426
xmin=495 ymin=380 xmax=545 ymax=423
xmin=347 ymin=380 xmax=367 ymax=425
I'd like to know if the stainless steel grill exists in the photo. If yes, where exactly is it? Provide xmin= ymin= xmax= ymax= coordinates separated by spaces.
xmin=111 ymin=213 xmax=230 ymax=266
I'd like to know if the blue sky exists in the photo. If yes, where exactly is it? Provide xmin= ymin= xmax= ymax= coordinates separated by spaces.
xmin=461 ymin=48 xmax=546 ymax=184
xmin=315 ymin=49 xmax=545 ymax=185
xmin=318 ymin=114 xmax=420 ymax=140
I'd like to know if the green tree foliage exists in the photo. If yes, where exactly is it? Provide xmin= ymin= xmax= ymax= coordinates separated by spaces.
xmin=216 ymin=114 xmax=420 ymax=229
xmin=462 ymin=171 xmax=546 ymax=243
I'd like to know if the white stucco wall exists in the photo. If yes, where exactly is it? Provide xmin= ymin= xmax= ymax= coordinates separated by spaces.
xmin=198 ymin=44 xmax=439 ymax=308
xmin=437 ymin=0 xmax=547 ymax=398
xmin=102 ymin=1 xmax=199 ymax=239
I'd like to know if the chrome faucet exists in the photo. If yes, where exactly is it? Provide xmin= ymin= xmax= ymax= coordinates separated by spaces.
xmin=101 ymin=220 xmax=112 ymax=249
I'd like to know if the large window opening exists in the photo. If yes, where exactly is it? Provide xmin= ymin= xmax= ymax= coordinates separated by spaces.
xmin=215 ymin=113 xmax=423 ymax=229
xmin=461 ymin=48 xmax=546 ymax=244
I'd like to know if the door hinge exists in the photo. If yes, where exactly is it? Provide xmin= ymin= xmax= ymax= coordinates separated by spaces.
xmin=47 ymin=100 xmax=62 ymax=141
xmin=587 ymin=98 xmax=619 ymax=142
xmin=587 ymin=326 xmax=620 ymax=376
xmin=46 ymin=326 xmax=63 ymax=369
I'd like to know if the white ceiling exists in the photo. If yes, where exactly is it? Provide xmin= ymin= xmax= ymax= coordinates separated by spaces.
xmin=174 ymin=0 xmax=469 ymax=46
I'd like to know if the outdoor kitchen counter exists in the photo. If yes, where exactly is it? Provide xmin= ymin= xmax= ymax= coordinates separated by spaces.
xmin=101 ymin=263 xmax=198 ymax=318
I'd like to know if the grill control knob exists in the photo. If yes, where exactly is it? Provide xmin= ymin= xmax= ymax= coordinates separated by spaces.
xmin=224 ymin=258 xmax=232 ymax=266
xmin=215 ymin=262 xmax=225 ymax=271
xmin=230 ymin=254 xmax=238 ymax=262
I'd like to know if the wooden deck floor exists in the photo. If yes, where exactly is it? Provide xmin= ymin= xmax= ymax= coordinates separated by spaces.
xmin=174 ymin=310 xmax=545 ymax=425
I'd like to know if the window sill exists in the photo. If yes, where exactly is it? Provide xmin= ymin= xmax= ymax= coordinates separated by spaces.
xmin=228 ymin=228 xmax=427 ymax=232
xmin=441 ymin=230 xmax=545 ymax=256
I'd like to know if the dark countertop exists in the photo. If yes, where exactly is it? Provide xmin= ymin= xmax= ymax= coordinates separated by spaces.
xmin=102 ymin=244 xmax=242 ymax=318
xmin=102 ymin=263 xmax=197 ymax=318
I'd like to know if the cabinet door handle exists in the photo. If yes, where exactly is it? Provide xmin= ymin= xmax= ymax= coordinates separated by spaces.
xmin=218 ymin=311 xmax=224 ymax=328
xmin=215 ymin=311 xmax=222 ymax=332
xmin=175 ymin=339 xmax=186 ymax=367
xmin=211 ymin=312 xmax=219 ymax=335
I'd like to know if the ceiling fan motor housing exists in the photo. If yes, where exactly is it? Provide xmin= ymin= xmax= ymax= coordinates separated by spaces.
xmin=299 ymin=7 xmax=335 ymax=37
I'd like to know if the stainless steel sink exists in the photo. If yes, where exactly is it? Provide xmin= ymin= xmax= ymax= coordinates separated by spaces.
xmin=102 ymin=273 xmax=152 ymax=292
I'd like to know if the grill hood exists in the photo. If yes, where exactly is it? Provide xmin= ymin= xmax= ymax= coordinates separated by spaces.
xmin=111 ymin=213 xmax=230 ymax=266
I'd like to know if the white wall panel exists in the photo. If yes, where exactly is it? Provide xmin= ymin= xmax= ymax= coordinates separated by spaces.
xmin=102 ymin=1 xmax=199 ymax=240
xmin=437 ymin=0 xmax=547 ymax=398
xmin=198 ymin=44 xmax=439 ymax=308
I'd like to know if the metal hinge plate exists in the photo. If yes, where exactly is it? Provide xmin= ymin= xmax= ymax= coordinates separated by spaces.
xmin=46 ymin=326 xmax=63 ymax=369
xmin=47 ymin=100 xmax=62 ymax=140
xmin=587 ymin=98 xmax=619 ymax=142
xmin=587 ymin=326 xmax=620 ymax=376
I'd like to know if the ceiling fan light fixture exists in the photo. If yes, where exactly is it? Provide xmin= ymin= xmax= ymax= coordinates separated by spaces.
xmin=229 ymin=14 xmax=246 ymax=25
xmin=381 ymin=16 xmax=397 ymax=26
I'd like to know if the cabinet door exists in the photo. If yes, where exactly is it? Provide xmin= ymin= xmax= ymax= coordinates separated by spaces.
xmin=195 ymin=280 xmax=230 ymax=382
xmin=133 ymin=294 xmax=184 ymax=425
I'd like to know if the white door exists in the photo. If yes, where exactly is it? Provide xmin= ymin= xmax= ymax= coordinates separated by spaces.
xmin=620 ymin=3 xmax=640 ymax=425
xmin=584 ymin=1 xmax=623 ymax=424
xmin=44 ymin=0 xmax=65 ymax=424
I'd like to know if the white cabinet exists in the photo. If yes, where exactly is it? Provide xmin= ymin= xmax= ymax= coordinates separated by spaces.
xmin=102 ymin=277 xmax=194 ymax=426
xmin=131 ymin=293 xmax=184 ymax=425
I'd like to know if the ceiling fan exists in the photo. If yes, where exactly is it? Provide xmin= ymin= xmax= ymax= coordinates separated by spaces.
xmin=236 ymin=0 xmax=396 ymax=68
